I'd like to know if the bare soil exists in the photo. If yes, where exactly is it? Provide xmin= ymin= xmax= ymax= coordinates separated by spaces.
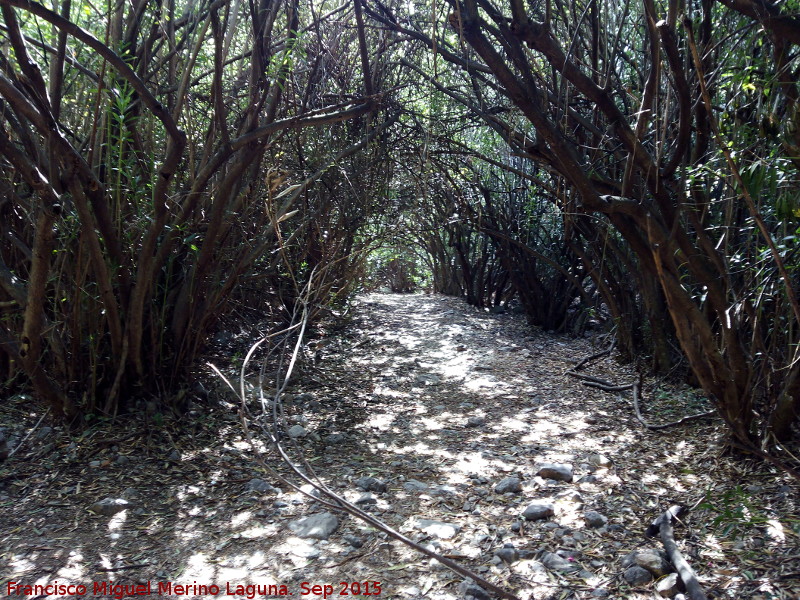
xmin=1 ymin=293 xmax=798 ymax=600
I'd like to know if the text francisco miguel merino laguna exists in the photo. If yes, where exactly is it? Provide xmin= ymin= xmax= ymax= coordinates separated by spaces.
xmin=7 ymin=580 xmax=383 ymax=598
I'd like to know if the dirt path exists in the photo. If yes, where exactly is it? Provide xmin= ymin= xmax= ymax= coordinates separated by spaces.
xmin=1 ymin=293 xmax=797 ymax=600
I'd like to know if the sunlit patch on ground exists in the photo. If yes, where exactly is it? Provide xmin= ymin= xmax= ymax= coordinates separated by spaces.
xmin=1 ymin=293 xmax=798 ymax=599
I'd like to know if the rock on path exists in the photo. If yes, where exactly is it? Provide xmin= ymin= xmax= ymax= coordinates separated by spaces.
xmin=288 ymin=512 xmax=339 ymax=540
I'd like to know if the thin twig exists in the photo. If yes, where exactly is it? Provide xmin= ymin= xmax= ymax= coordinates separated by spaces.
xmin=219 ymin=268 xmax=521 ymax=600
xmin=7 ymin=408 xmax=50 ymax=460
xmin=566 ymin=340 xmax=616 ymax=373
xmin=633 ymin=381 xmax=716 ymax=430
xmin=727 ymin=439 xmax=800 ymax=483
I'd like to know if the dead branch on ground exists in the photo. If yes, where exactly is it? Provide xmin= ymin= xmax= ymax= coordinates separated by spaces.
xmin=632 ymin=381 xmax=716 ymax=431
xmin=567 ymin=349 xmax=715 ymax=430
xmin=645 ymin=505 xmax=708 ymax=600
xmin=211 ymin=266 xmax=521 ymax=600
xmin=566 ymin=340 xmax=615 ymax=373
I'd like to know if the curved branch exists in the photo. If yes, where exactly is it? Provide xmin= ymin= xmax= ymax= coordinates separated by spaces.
xmin=621 ymin=0 xmax=660 ymax=196
xmin=716 ymin=0 xmax=800 ymax=45
xmin=633 ymin=381 xmax=716 ymax=430
xmin=0 ymin=0 xmax=185 ymax=147
xmin=646 ymin=505 xmax=709 ymax=600
xmin=227 ymin=286 xmax=522 ymax=600
xmin=363 ymin=0 xmax=493 ymax=74
xmin=657 ymin=20 xmax=692 ymax=177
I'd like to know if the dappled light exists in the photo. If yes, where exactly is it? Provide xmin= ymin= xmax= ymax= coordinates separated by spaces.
xmin=1 ymin=292 xmax=791 ymax=598
xmin=1 ymin=0 xmax=800 ymax=598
